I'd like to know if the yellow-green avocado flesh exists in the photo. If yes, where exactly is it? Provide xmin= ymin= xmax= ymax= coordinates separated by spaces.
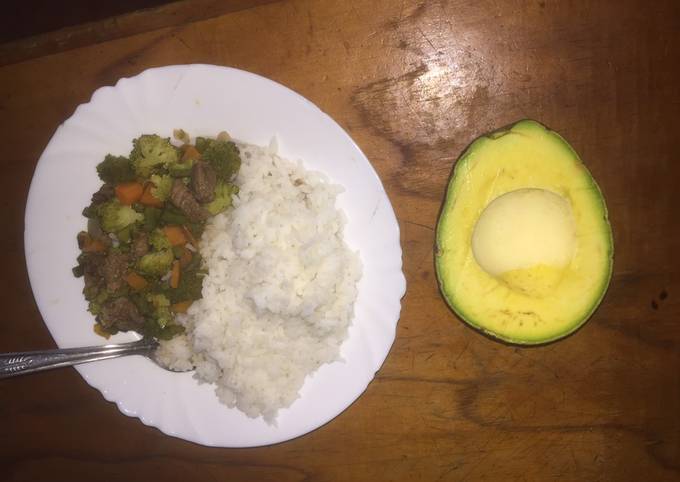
xmin=435 ymin=120 xmax=613 ymax=344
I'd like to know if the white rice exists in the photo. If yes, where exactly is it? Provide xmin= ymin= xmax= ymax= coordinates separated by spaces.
xmin=156 ymin=142 xmax=362 ymax=423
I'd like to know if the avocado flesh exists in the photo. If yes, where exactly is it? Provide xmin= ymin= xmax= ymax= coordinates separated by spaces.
xmin=435 ymin=120 xmax=613 ymax=344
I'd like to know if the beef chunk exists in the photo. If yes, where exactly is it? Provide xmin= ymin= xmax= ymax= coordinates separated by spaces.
xmin=131 ymin=231 xmax=149 ymax=259
xmin=79 ymin=252 xmax=106 ymax=297
xmin=99 ymin=297 xmax=145 ymax=332
xmin=86 ymin=218 xmax=107 ymax=241
xmin=91 ymin=183 xmax=115 ymax=205
xmin=191 ymin=160 xmax=217 ymax=203
xmin=102 ymin=251 xmax=129 ymax=292
xmin=170 ymin=179 xmax=209 ymax=222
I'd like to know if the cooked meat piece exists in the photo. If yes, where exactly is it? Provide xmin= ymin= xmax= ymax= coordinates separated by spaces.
xmin=131 ymin=231 xmax=149 ymax=259
xmin=191 ymin=160 xmax=217 ymax=203
xmin=102 ymin=251 xmax=129 ymax=292
xmin=77 ymin=229 xmax=110 ymax=250
xmin=76 ymin=231 xmax=90 ymax=249
xmin=99 ymin=297 xmax=145 ymax=331
xmin=87 ymin=218 xmax=107 ymax=241
xmin=91 ymin=183 xmax=115 ymax=204
xmin=170 ymin=179 xmax=209 ymax=222
xmin=80 ymin=252 xmax=106 ymax=295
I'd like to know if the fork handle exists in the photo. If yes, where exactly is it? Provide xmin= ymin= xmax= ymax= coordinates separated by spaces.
xmin=0 ymin=338 xmax=157 ymax=379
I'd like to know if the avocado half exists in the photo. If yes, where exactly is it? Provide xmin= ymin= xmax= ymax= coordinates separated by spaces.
xmin=435 ymin=120 xmax=613 ymax=344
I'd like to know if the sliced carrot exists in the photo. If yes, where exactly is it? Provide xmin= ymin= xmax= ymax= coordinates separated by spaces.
xmin=181 ymin=145 xmax=201 ymax=161
xmin=170 ymin=300 xmax=192 ymax=313
xmin=139 ymin=182 xmax=164 ymax=207
xmin=94 ymin=323 xmax=112 ymax=339
xmin=83 ymin=238 xmax=107 ymax=253
xmin=178 ymin=247 xmax=193 ymax=268
xmin=77 ymin=231 xmax=107 ymax=253
xmin=115 ymin=181 xmax=144 ymax=205
xmin=170 ymin=260 xmax=181 ymax=289
xmin=125 ymin=271 xmax=148 ymax=290
xmin=163 ymin=225 xmax=187 ymax=246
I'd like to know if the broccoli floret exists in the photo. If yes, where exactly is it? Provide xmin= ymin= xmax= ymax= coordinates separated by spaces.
xmin=194 ymin=137 xmax=211 ymax=153
xmin=87 ymin=291 xmax=110 ymax=314
xmin=130 ymin=134 xmax=179 ymax=178
xmin=96 ymin=155 xmax=136 ymax=184
xmin=143 ymin=319 xmax=184 ymax=340
xmin=155 ymin=324 xmax=185 ymax=340
xmin=149 ymin=229 xmax=171 ymax=250
xmin=205 ymin=182 xmax=238 ymax=215
xmin=150 ymin=174 xmax=173 ymax=201
xmin=98 ymin=200 xmax=144 ymax=233
xmin=88 ymin=301 xmax=103 ymax=316
xmin=147 ymin=293 xmax=172 ymax=329
xmin=136 ymin=249 xmax=174 ymax=276
xmin=201 ymin=139 xmax=241 ymax=181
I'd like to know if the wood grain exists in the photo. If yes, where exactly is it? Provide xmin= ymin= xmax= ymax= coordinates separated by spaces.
xmin=0 ymin=0 xmax=281 ymax=66
xmin=1 ymin=0 xmax=679 ymax=480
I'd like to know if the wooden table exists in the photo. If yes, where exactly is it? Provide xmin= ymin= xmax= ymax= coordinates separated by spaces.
xmin=1 ymin=1 xmax=678 ymax=480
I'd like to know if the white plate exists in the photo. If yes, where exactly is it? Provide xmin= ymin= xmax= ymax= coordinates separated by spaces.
xmin=24 ymin=65 xmax=406 ymax=447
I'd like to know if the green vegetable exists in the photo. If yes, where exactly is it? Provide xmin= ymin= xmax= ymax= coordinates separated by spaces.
xmin=129 ymin=292 xmax=153 ymax=317
xmin=149 ymin=229 xmax=171 ymax=250
xmin=116 ymin=242 xmax=131 ymax=254
xmin=201 ymin=139 xmax=241 ymax=181
xmin=158 ymin=324 xmax=185 ymax=340
xmin=98 ymin=200 xmax=144 ymax=233
xmin=94 ymin=323 xmax=119 ymax=337
xmin=168 ymin=159 xmax=194 ymax=177
xmin=185 ymin=251 xmax=202 ymax=272
xmin=161 ymin=205 xmax=189 ymax=225
xmin=88 ymin=291 xmax=110 ymax=313
xmin=96 ymin=155 xmax=136 ymax=184
xmin=206 ymin=182 xmax=238 ymax=215
xmin=147 ymin=293 xmax=172 ymax=329
xmin=88 ymin=301 xmax=103 ymax=315
xmin=143 ymin=207 xmax=162 ymax=231
xmin=143 ymin=320 xmax=185 ymax=340
xmin=165 ymin=267 xmax=204 ymax=304
xmin=194 ymin=137 xmax=211 ymax=153
xmin=83 ymin=285 xmax=100 ymax=301
xmin=186 ymin=222 xmax=205 ymax=239
xmin=116 ymin=225 xmax=132 ymax=243
xmin=150 ymin=174 xmax=173 ymax=201
xmin=130 ymin=134 xmax=179 ymax=177
xmin=136 ymin=249 xmax=174 ymax=276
